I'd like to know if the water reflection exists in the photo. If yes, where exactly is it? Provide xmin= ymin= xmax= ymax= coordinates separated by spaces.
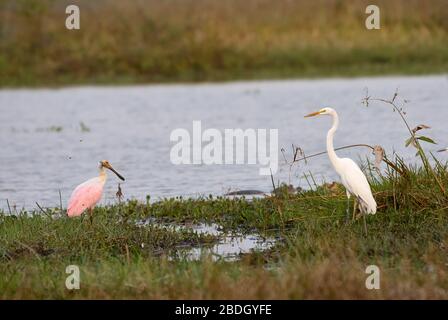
xmin=139 ymin=219 xmax=277 ymax=261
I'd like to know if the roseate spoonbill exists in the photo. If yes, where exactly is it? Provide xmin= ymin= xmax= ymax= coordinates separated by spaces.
xmin=304 ymin=108 xmax=377 ymax=221
xmin=67 ymin=160 xmax=125 ymax=219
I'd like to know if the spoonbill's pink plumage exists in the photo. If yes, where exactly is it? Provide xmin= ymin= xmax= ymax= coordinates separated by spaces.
xmin=67 ymin=177 xmax=105 ymax=217
xmin=67 ymin=160 xmax=125 ymax=218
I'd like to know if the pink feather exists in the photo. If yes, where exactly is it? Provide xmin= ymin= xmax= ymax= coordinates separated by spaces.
xmin=67 ymin=177 xmax=105 ymax=217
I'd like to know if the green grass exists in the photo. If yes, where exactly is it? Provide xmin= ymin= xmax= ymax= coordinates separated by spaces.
xmin=1 ymin=0 xmax=448 ymax=87
xmin=2 ymin=157 xmax=448 ymax=299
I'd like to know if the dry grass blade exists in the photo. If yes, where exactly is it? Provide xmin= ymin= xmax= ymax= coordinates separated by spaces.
xmin=412 ymin=124 xmax=431 ymax=134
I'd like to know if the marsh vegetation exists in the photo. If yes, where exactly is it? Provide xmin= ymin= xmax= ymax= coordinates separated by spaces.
xmin=1 ymin=163 xmax=448 ymax=299
xmin=2 ymin=94 xmax=448 ymax=299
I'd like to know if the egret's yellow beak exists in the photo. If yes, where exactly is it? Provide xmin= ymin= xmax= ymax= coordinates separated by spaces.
xmin=304 ymin=110 xmax=323 ymax=118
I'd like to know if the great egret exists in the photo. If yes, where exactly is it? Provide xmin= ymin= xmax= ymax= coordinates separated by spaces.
xmin=305 ymin=108 xmax=377 ymax=220
xmin=67 ymin=160 xmax=125 ymax=219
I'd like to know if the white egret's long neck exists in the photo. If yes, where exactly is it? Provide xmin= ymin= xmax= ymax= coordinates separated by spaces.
xmin=327 ymin=112 xmax=341 ymax=170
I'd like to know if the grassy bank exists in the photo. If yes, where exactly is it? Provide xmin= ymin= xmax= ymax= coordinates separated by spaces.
xmin=2 ymin=158 xmax=448 ymax=299
xmin=1 ymin=0 xmax=448 ymax=87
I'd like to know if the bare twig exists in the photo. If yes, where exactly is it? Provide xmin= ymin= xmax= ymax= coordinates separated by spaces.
xmin=291 ymin=143 xmax=404 ymax=175
xmin=116 ymin=183 xmax=123 ymax=203
xmin=35 ymin=202 xmax=46 ymax=215
xmin=363 ymin=90 xmax=445 ymax=194
xmin=270 ymin=168 xmax=276 ymax=193
xmin=35 ymin=202 xmax=53 ymax=219
xmin=58 ymin=189 xmax=63 ymax=214
xmin=6 ymin=199 xmax=12 ymax=215
xmin=280 ymin=144 xmax=305 ymax=184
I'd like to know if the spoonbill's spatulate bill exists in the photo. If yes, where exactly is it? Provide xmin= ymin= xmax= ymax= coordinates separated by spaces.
xmin=67 ymin=160 xmax=125 ymax=218
xmin=304 ymin=107 xmax=377 ymax=218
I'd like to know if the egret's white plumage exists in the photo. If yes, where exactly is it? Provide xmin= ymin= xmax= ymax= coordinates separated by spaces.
xmin=305 ymin=107 xmax=377 ymax=215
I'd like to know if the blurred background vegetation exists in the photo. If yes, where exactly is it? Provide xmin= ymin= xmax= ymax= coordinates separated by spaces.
xmin=0 ymin=0 xmax=447 ymax=87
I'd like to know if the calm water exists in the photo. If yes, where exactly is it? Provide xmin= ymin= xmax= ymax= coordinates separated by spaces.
xmin=1 ymin=75 xmax=447 ymax=211
xmin=175 ymin=223 xmax=277 ymax=262
xmin=139 ymin=219 xmax=277 ymax=261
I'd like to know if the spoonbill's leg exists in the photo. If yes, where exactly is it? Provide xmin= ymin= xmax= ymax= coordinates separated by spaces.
xmin=345 ymin=191 xmax=351 ymax=223
xmin=88 ymin=207 xmax=93 ymax=224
